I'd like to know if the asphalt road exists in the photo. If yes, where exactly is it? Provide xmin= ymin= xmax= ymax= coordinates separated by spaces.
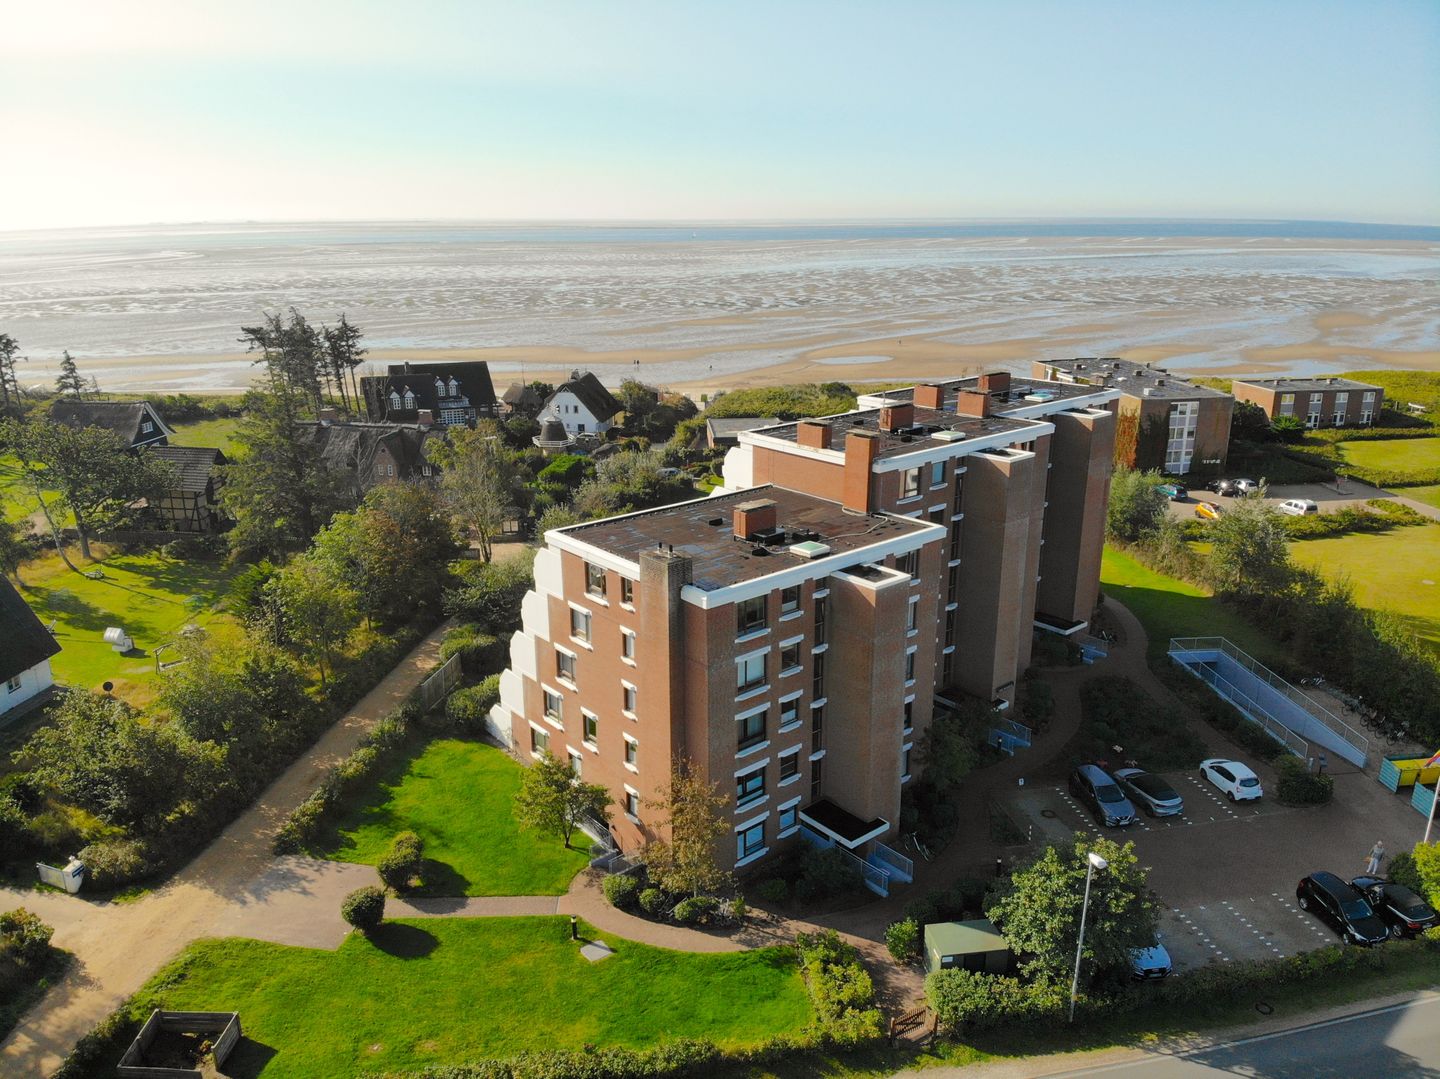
xmin=1051 ymin=994 xmax=1440 ymax=1077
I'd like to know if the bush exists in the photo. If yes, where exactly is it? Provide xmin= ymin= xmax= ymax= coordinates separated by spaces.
xmin=755 ymin=878 xmax=789 ymax=904
xmin=0 ymin=908 xmax=54 ymax=966
xmin=672 ymin=895 xmax=720 ymax=925
xmin=1273 ymin=756 xmax=1334 ymax=806
xmin=378 ymin=831 xmax=424 ymax=891
xmin=794 ymin=930 xmax=884 ymax=1047
xmin=1079 ymin=675 xmax=1208 ymax=770
xmin=439 ymin=624 xmax=505 ymax=677
xmin=1389 ymin=851 xmax=1422 ymax=895
xmin=793 ymin=845 xmax=863 ymax=902
xmin=76 ymin=836 xmax=159 ymax=889
xmin=926 ymin=969 xmax=1065 ymax=1031
xmin=638 ymin=887 xmax=669 ymax=917
xmin=602 ymin=873 xmax=639 ymax=910
xmin=444 ymin=680 xmax=499 ymax=731
xmin=885 ymin=917 xmax=921 ymax=963
xmin=341 ymin=885 xmax=386 ymax=932
xmin=729 ymin=896 xmax=747 ymax=923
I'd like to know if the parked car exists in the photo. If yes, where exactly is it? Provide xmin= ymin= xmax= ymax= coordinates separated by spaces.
xmin=1206 ymin=478 xmax=1237 ymax=496
xmin=1113 ymin=768 xmax=1184 ymax=817
xmin=1129 ymin=937 xmax=1173 ymax=980
xmin=1194 ymin=501 xmax=1224 ymax=521
xmin=1199 ymin=758 xmax=1263 ymax=802
xmin=1350 ymin=877 xmax=1439 ymax=939
xmin=1233 ymin=478 xmax=1260 ymax=495
xmin=1157 ymin=482 xmax=1188 ymax=501
xmin=1068 ymin=763 xmax=1137 ymax=827
xmin=1279 ymin=498 xmax=1319 ymax=516
xmin=1296 ymin=872 xmax=1389 ymax=945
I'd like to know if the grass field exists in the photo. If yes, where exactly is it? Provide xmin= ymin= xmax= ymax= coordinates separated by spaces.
xmin=127 ymin=918 xmax=809 ymax=1078
xmin=1404 ymin=485 xmax=1440 ymax=510
xmin=1100 ymin=547 xmax=1287 ymax=665
xmin=312 ymin=737 xmax=590 ymax=896
xmin=15 ymin=546 xmax=239 ymax=706
xmin=1338 ymin=436 xmax=1440 ymax=474
xmin=1289 ymin=527 xmax=1440 ymax=654
xmin=0 ymin=453 xmax=67 ymax=527
xmin=171 ymin=416 xmax=243 ymax=456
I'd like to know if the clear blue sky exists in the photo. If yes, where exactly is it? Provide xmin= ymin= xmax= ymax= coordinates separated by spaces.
xmin=6 ymin=0 xmax=1438 ymax=228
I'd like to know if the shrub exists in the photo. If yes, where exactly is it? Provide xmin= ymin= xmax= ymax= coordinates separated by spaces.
xmin=439 ymin=624 xmax=505 ymax=677
xmin=755 ymin=878 xmax=789 ymax=904
xmin=672 ymin=895 xmax=720 ymax=925
xmin=76 ymin=837 xmax=159 ymax=890
xmin=638 ymin=887 xmax=669 ymax=917
xmin=1389 ymin=851 xmax=1422 ymax=894
xmin=445 ymin=681 xmax=499 ymax=731
xmin=885 ymin=917 xmax=921 ymax=963
xmin=1273 ymin=755 xmax=1334 ymax=806
xmin=793 ymin=844 xmax=863 ymax=902
xmin=729 ymin=896 xmax=747 ymax=923
xmin=602 ymin=873 xmax=640 ymax=909
xmin=794 ymin=930 xmax=884 ymax=1047
xmin=378 ymin=831 xmax=425 ymax=891
xmin=926 ymin=969 xmax=1066 ymax=1031
xmin=0 ymin=908 xmax=54 ymax=965
xmin=341 ymin=886 xmax=386 ymax=932
xmin=1079 ymin=675 xmax=1208 ymax=770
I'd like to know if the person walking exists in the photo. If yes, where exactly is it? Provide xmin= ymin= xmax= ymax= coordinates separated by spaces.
xmin=1366 ymin=840 xmax=1386 ymax=877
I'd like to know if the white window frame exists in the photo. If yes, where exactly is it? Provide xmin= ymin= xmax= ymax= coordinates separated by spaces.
xmin=620 ymin=628 xmax=637 ymax=664
xmin=624 ymin=784 xmax=641 ymax=822
xmin=778 ymin=747 xmax=802 ymax=786
xmin=777 ymin=691 xmax=803 ymax=732
xmin=541 ymin=685 xmax=564 ymax=727
xmin=568 ymin=603 xmax=593 ymax=647
xmin=736 ymin=646 xmax=769 ymax=697
xmin=622 ymin=732 xmax=639 ymax=772
xmin=777 ymin=796 xmax=802 ymax=838
xmin=620 ymin=680 xmax=637 ymax=718
xmin=582 ymin=709 xmax=599 ymax=750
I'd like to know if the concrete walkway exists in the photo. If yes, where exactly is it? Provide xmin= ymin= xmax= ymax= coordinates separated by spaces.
xmin=0 ymin=623 xmax=451 ymax=1078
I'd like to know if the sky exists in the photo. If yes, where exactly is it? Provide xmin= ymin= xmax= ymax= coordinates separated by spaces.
xmin=3 ymin=0 xmax=1438 ymax=230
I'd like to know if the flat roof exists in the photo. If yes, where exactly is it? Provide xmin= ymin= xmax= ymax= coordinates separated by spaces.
xmin=1039 ymin=358 xmax=1231 ymax=399
xmin=866 ymin=374 xmax=1116 ymax=410
xmin=748 ymin=405 xmax=1040 ymax=461
xmin=705 ymin=416 xmax=780 ymax=436
xmin=556 ymin=485 xmax=934 ymax=591
xmin=1231 ymin=375 xmax=1382 ymax=393
xmin=924 ymin=919 xmax=1009 ymax=956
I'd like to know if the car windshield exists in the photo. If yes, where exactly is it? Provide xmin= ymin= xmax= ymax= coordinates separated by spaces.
xmin=1341 ymin=900 xmax=1372 ymax=921
xmin=1096 ymin=784 xmax=1124 ymax=803
xmin=1240 ymin=777 xmax=1259 ymax=787
xmin=1404 ymin=902 xmax=1433 ymax=919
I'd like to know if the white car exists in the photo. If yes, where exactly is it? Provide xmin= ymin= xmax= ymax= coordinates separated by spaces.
xmin=1233 ymin=479 xmax=1261 ymax=495
xmin=1278 ymin=498 xmax=1318 ymax=516
xmin=1200 ymin=758 xmax=1263 ymax=802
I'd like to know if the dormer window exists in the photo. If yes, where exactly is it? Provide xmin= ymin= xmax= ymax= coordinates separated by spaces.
xmin=402 ymin=390 xmax=415 ymax=408
xmin=448 ymin=377 xmax=460 ymax=396
xmin=389 ymin=391 xmax=402 ymax=410
xmin=435 ymin=378 xmax=446 ymax=397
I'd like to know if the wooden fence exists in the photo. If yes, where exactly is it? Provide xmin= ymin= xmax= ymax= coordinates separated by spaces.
xmin=414 ymin=653 xmax=462 ymax=713
xmin=118 ymin=1010 xmax=242 ymax=1078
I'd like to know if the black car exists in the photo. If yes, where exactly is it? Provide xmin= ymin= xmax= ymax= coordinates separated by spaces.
xmin=1068 ymin=763 xmax=1137 ymax=827
xmin=1351 ymin=877 xmax=1439 ymax=939
xmin=1206 ymin=478 xmax=1237 ymax=496
xmin=1296 ymin=872 xmax=1389 ymax=945
xmin=1113 ymin=768 xmax=1184 ymax=817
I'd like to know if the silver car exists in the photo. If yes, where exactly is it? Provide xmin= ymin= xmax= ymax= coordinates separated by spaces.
xmin=1113 ymin=768 xmax=1184 ymax=817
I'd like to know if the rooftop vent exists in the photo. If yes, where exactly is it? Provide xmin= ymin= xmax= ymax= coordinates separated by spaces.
xmin=1142 ymin=388 xmax=1154 ymax=397
xmin=707 ymin=517 xmax=724 ymax=527
xmin=933 ymin=429 xmax=967 ymax=442
xmin=790 ymin=540 xmax=832 ymax=559
xmin=752 ymin=527 xmax=788 ymax=547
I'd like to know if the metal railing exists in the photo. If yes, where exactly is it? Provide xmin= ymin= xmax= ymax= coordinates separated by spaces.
xmin=871 ymin=841 xmax=914 ymax=883
xmin=800 ymin=826 xmax=892 ymax=896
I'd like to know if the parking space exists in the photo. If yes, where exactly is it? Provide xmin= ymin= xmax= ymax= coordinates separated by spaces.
xmin=1161 ymin=893 xmax=1338 ymax=972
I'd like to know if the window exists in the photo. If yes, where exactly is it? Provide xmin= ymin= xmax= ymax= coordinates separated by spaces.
xmin=930 ymin=460 xmax=946 ymax=487
xmin=780 ymin=641 xmax=802 ymax=674
xmin=902 ymin=744 xmax=913 ymax=779
xmin=737 ymin=767 xmax=766 ymax=807
xmin=780 ymin=585 xmax=801 ymax=615
xmin=903 ymin=699 xmax=914 ymax=731
xmin=570 ymin=607 xmax=591 ymax=643
xmin=569 ymin=750 xmax=583 ymax=777
xmin=1332 ymin=392 xmax=1348 ymax=427
xmin=622 ymin=683 xmax=637 ymax=714
xmin=585 ymin=562 xmax=606 ymax=599
xmin=737 ymin=595 xmax=767 ymax=636
xmin=5 ymin=674 xmax=20 ymax=694
xmin=811 ymin=703 xmax=825 ymax=754
xmin=738 ymin=709 xmax=767 ymax=750
xmin=389 ymin=391 xmax=402 ymax=410
xmin=140 ymin=420 xmax=153 ymax=434
xmin=737 ymin=651 xmax=766 ymax=693
xmin=403 ymin=390 xmax=415 ymax=407
xmin=1279 ymin=392 xmax=1295 ymax=416
xmin=901 ymin=468 xmax=921 ymax=499
xmin=737 ymin=821 xmax=765 ymax=861
xmin=624 ymin=737 xmax=638 ymax=767
xmin=625 ymin=789 xmax=640 ymax=818
xmin=897 ymin=550 xmax=919 ymax=580
xmin=621 ymin=629 xmax=636 ymax=661
xmin=556 ymin=650 xmax=576 ymax=684
xmin=1165 ymin=400 xmax=1199 ymax=474
xmin=448 ymin=377 xmax=460 ymax=396
xmin=945 ymin=608 xmax=957 ymax=649
xmin=620 ymin=577 xmax=635 ymax=606
xmin=779 ymin=697 xmax=800 ymax=730
xmin=810 ymin=756 xmax=823 ymax=800
xmin=952 ymin=474 xmax=964 ymax=514
xmin=543 ymin=689 xmax=563 ymax=723
xmin=906 ymin=596 xmax=919 ymax=633
xmin=1306 ymin=392 xmax=1322 ymax=429
xmin=778 ymin=802 xmax=799 ymax=835
xmin=780 ymin=752 xmax=800 ymax=781
xmin=942 ymin=650 xmax=954 ymax=685
xmin=950 ymin=517 xmax=963 ymax=559
xmin=905 ymin=648 xmax=916 ymax=683
xmin=948 ymin=563 xmax=960 ymax=600
xmin=814 ymin=594 xmax=828 ymax=644
xmin=583 ymin=711 xmax=598 ymax=746
xmin=1361 ymin=408 xmax=1373 ymax=425
xmin=812 ymin=651 xmax=825 ymax=699
xmin=530 ymin=726 xmax=550 ymax=755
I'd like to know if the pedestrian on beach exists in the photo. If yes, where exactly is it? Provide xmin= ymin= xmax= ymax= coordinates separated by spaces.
xmin=1366 ymin=840 xmax=1385 ymax=876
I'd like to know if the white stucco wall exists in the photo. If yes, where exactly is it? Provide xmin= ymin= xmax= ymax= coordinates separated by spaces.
xmin=1 ymin=659 xmax=54 ymax=717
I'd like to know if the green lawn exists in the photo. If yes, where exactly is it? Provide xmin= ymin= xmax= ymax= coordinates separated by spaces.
xmin=312 ymin=737 xmax=590 ymax=896
xmin=15 ymin=547 xmax=239 ymax=706
xmin=1338 ymin=436 xmax=1440 ymax=474
xmin=1403 ymin=484 xmax=1440 ymax=511
xmin=1289 ymin=527 xmax=1440 ymax=654
xmin=0 ymin=453 xmax=68 ymax=527
xmin=127 ymin=918 xmax=809 ymax=1078
xmin=1100 ymin=547 xmax=1287 ymax=665
xmin=171 ymin=416 xmax=243 ymax=456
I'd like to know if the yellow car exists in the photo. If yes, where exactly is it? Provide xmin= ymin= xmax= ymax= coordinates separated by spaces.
xmin=1194 ymin=501 xmax=1224 ymax=521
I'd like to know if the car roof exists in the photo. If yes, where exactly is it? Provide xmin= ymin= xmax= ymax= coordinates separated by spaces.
xmin=1309 ymin=871 xmax=1359 ymax=896
xmin=1076 ymin=763 xmax=1117 ymax=783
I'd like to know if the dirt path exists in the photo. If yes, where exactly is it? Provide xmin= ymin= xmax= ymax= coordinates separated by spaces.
xmin=0 ymin=624 xmax=450 ymax=1078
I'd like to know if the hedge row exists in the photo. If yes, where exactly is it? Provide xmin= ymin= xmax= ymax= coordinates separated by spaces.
xmin=795 ymin=930 xmax=885 ymax=1047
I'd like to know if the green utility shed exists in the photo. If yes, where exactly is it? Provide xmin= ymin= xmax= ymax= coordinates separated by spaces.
xmin=924 ymin=918 xmax=1011 ymax=975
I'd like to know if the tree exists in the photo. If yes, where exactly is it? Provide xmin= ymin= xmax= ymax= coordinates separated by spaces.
xmin=221 ymin=386 xmax=352 ymax=560
xmin=433 ymin=422 xmax=525 ymax=562
xmin=1206 ymin=496 xmax=1291 ymax=596
xmin=322 ymin=314 xmax=367 ymax=414
xmin=1269 ymin=414 xmax=1305 ymax=443
xmin=988 ymin=836 xmax=1159 ymax=988
xmin=241 ymin=309 xmax=326 ymax=415
xmin=1230 ymin=400 xmax=1275 ymax=443
xmin=0 ymin=333 xmax=22 ymax=414
xmin=0 ymin=516 xmax=31 ymax=583
xmin=513 ymin=751 xmax=612 ymax=848
xmin=266 ymin=553 xmax=357 ymax=687
xmin=2 ymin=418 xmax=174 ymax=560
xmin=0 ymin=909 xmax=54 ymax=966
xmin=444 ymin=551 xmax=535 ymax=636
xmin=641 ymin=761 xmax=734 ymax=897
xmin=54 ymin=350 xmax=86 ymax=397
xmin=1105 ymin=467 xmax=1168 ymax=543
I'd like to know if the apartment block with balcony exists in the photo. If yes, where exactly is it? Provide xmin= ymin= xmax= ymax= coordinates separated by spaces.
xmin=1230 ymin=376 xmax=1384 ymax=429
xmin=489 ymin=486 xmax=943 ymax=874
xmin=1031 ymin=358 xmax=1233 ymax=476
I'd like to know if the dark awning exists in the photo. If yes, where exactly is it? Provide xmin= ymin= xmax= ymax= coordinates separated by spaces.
xmin=1033 ymin=611 xmax=1087 ymax=636
xmin=799 ymin=798 xmax=889 ymax=849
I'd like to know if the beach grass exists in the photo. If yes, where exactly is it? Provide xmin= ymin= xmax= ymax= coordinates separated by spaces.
xmin=308 ymin=737 xmax=590 ymax=896
xmin=170 ymin=416 xmax=244 ymax=456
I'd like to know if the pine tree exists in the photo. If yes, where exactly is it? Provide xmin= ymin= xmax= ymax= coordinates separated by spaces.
xmin=0 ymin=333 xmax=21 ymax=414
xmin=54 ymin=350 xmax=86 ymax=397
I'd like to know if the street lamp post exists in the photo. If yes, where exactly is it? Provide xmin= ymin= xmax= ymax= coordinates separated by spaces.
xmin=1069 ymin=851 xmax=1109 ymax=1023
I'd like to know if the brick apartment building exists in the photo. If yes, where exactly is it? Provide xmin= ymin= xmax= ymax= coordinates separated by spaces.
xmin=1031 ymin=358 xmax=1234 ymax=476
xmin=489 ymin=371 xmax=1117 ymax=878
xmin=1230 ymin=376 xmax=1384 ymax=429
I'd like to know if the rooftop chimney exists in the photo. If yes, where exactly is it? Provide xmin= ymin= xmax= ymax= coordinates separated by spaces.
xmin=733 ymin=498 xmax=778 ymax=540
xmin=416 ymin=409 xmax=435 ymax=428
xmin=978 ymin=371 xmax=1011 ymax=394
xmin=318 ymin=406 xmax=338 ymax=427
xmin=843 ymin=430 xmax=880 ymax=513
xmin=913 ymin=385 xmax=945 ymax=409
xmin=955 ymin=390 xmax=992 ymax=418
xmin=797 ymin=420 xmax=832 ymax=450
xmin=879 ymin=402 xmax=915 ymax=432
